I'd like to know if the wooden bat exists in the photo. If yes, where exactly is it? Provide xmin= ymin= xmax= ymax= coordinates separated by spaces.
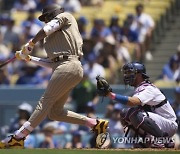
xmin=0 ymin=56 xmax=16 ymax=68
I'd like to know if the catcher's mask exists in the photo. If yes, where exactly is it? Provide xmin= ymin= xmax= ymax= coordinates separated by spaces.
xmin=38 ymin=4 xmax=64 ymax=23
xmin=122 ymin=62 xmax=149 ymax=86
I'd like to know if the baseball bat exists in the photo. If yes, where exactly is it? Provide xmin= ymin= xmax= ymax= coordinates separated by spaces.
xmin=0 ymin=56 xmax=16 ymax=68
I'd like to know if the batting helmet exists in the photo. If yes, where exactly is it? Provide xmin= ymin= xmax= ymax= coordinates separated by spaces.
xmin=38 ymin=4 xmax=64 ymax=22
xmin=122 ymin=62 xmax=149 ymax=86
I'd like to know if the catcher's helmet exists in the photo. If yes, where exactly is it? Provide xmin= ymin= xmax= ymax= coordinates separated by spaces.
xmin=122 ymin=62 xmax=149 ymax=86
xmin=38 ymin=4 xmax=64 ymax=22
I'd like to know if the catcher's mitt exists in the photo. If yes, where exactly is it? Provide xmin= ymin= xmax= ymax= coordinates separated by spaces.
xmin=96 ymin=75 xmax=112 ymax=96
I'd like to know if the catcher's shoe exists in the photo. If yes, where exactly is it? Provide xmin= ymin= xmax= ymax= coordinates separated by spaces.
xmin=0 ymin=135 xmax=24 ymax=149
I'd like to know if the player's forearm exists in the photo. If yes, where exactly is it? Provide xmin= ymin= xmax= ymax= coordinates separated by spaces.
xmin=108 ymin=92 xmax=141 ymax=106
xmin=128 ymin=96 xmax=141 ymax=106
xmin=32 ymin=29 xmax=47 ymax=44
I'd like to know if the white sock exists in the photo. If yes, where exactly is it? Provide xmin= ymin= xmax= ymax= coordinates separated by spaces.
xmin=15 ymin=121 xmax=34 ymax=139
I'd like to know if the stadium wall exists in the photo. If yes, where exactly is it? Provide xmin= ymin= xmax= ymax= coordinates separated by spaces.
xmin=0 ymin=86 xmax=176 ymax=127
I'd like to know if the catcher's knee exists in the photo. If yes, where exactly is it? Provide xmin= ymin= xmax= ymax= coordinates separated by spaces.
xmin=129 ymin=111 xmax=145 ymax=129
xmin=120 ymin=108 xmax=129 ymax=119
xmin=120 ymin=107 xmax=140 ymax=123
xmin=119 ymin=108 xmax=130 ymax=125
xmin=129 ymin=112 xmax=165 ymax=137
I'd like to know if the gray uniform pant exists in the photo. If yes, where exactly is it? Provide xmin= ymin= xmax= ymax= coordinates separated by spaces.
xmin=28 ymin=58 xmax=87 ymax=128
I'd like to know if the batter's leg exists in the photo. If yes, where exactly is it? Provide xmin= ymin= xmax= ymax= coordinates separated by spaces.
xmin=15 ymin=60 xmax=83 ymax=139
xmin=48 ymin=91 xmax=109 ymax=137
xmin=48 ymin=91 xmax=88 ymax=126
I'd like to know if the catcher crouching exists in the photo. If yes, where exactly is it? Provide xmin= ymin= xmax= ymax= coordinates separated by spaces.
xmin=96 ymin=62 xmax=178 ymax=148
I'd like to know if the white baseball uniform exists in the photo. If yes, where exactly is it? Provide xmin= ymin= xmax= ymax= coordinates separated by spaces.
xmin=133 ymin=81 xmax=178 ymax=137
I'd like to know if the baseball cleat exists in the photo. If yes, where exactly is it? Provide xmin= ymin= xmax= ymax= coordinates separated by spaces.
xmin=0 ymin=135 xmax=24 ymax=149
xmin=92 ymin=119 xmax=109 ymax=135
xmin=0 ymin=141 xmax=6 ymax=149
xmin=92 ymin=119 xmax=109 ymax=148
xmin=96 ymin=132 xmax=111 ymax=148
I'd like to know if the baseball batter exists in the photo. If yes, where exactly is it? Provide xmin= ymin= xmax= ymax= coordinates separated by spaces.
xmin=97 ymin=62 xmax=178 ymax=148
xmin=0 ymin=4 xmax=108 ymax=148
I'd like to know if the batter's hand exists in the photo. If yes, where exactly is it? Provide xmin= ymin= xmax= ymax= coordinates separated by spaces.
xmin=22 ymin=40 xmax=35 ymax=55
xmin=15 ymin=50 xmax=31 ymax=61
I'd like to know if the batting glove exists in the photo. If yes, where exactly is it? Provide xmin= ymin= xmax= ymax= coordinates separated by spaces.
xmin=22 ymin=40 xmax=35 ymax=55
xmin=15 ymin=50 xmax=31 ymax=62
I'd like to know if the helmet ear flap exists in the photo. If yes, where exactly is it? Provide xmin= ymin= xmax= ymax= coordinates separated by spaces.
xmin=44 ymin=8 xmax=62 ymax=22
xmin=49 ymin=8 xmax=64 ymax=21
xmin=133 ymin=65 xmax=138 ymax=74
xmin=45 ymin=13 xmax=53 ymax=22
xmin=38 ymin=4 xmax=64 ymax=22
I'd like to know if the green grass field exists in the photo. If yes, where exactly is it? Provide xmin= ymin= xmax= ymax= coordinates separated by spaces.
xmin=0 ymin=149 xmax=180 ymax=154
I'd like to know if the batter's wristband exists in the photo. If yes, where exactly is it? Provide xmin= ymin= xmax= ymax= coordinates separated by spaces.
xmin=110 ymin=92 xmax=128 ymax=105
